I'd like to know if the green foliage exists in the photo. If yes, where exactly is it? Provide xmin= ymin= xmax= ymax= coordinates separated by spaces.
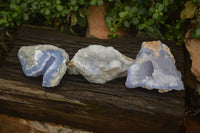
xmin=181 ymin=0 xmax=200 ymax=39
xmin=192 ymin=18 xmax=200 ymax=38
xmin=193 ymin=0 xmax=200 ymax=5
xmin=0 ymin=0 xmax=91 ymax=34
xmin=0 ymin=0 xmax=190 ymax=42
xmin=105 ymin=0 xmax=186 ymax=41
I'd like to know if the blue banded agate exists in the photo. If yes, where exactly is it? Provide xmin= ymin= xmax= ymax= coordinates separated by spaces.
xmin=18 ymin=45 xmax=69 ymax=87
xmin=125 ymin=41 xmax=184 ymax=93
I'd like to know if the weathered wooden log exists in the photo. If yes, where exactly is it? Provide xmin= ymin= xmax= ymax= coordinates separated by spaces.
xmin=0 ymin=25 xmax=185 ymax=133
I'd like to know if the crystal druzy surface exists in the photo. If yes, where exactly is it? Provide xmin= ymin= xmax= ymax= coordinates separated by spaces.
xmin=18 ymin=45 xmax=69 ymax=87
xmin=125 ymin=41 xmax=184 ymax=93
xmin=68 ymin=45 xmax=134 ymax=84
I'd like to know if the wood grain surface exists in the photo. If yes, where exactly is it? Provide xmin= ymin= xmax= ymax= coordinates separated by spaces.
xmin=0 ymin=25 xmax=185 ymax=133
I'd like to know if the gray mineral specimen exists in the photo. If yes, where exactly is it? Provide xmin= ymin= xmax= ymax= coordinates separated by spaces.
xmin=18 ymin=45 xmax=69 ymax=87
xmin=125 ymin=41 xmax=184 ymax=93
xmin=68 ymin=45 xmax=134 ymax=84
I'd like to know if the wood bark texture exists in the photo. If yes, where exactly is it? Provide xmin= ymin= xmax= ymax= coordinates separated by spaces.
xmin=0 ymin=25 xmax=185 ymax=133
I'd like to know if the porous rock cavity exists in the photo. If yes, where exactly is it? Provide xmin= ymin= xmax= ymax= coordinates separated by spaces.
xmin=125 ymin=41 xmax=184 ymax=93
xmin=18 ymin=45 xmax=69 ymax=87
xmin=68 ymin=45 xmax=134 ymax=84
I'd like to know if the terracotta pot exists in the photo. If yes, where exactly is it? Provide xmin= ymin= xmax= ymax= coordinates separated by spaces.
xmin=86 ymin=4 xmax=126 ymax=39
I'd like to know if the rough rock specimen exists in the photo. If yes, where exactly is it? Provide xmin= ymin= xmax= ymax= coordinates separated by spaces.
xmin=18 ymin=45 xmax=69 ymax=87
xmin=185 ymin=29 xmax=200 ymax=81
xmin=68 ymin=45 xmax=134 ymax=84
xmin=125 ymin=41 xmax=184 ymax=93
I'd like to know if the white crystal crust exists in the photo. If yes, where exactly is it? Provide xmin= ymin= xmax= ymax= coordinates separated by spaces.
xmin=68 ymin=45 xmax=134 ymax=84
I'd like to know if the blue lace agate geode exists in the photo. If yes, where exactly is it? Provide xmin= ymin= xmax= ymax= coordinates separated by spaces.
xmin=68 ymin=45 xmax=134 ymax=84
xmin=125 ymin=41 xmax=184 ymax=93
xmin=18 ymin=45 xmax=69 ymax=87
